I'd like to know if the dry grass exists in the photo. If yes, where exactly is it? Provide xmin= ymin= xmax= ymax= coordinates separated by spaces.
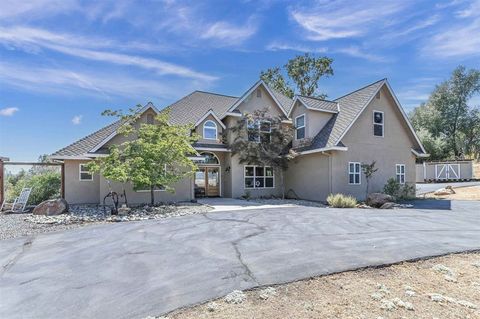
xmin=425 ymin=185 xmax=480 ymax=200
xmin=165 ymin=253 xmax=480 ymax=319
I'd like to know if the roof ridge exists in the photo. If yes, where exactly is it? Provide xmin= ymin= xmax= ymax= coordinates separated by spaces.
xmin=334 ymin=78 xmax=386 ymax=101
xmin=193 ymin=90 xmax=239 ymax=99
xmin=298 ymin=95 xmax=336 ymax=103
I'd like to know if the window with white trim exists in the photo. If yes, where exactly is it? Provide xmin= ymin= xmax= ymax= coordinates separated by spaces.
xmin=396 ymin=164 xmax=405 ymax=184
xmin=244 ymin=166 xmax=274 ymax=188
xmin=373 ymin=111 xmax=384 ymax=137
xmin=247 ymin=120 xmax=271 ymax=143
xmin=203 ymin=120 xmax=217 ymax=140
xmin=295 ymin=114 xmax=305 ymax=140
xmin=79 ymin=164 xmax=93 ymax=181
xmin=348 ymin=162 xmax=361 ymax=185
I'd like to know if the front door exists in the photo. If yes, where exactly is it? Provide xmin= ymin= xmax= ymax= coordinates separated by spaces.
xmin=194 ymin=167 xmax=220 ymax=197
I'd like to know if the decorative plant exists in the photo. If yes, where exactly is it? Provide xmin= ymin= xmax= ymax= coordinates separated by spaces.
xmin=361 ymin=161 xmax=378 ymax=198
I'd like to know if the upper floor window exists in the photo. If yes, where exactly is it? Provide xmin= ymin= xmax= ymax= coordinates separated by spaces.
xmin=248 ymin=119 xmax=271 ymax=143
xmin=79 ymin=164 xmax=93 ymax=181
xmin=373 ymin=111 xmax=384 ymax=137
xmin=295 ymin=114 xmax=305 ymax=140
xmin=146 ymin=113 xmax=155 ymax=124
xmin=203 ymin=120 xmax=217 ymax=140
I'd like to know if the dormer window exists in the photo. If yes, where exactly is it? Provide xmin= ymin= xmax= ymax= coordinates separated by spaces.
xmin=203 ymin=120 xmax=217 ymax=140
xmin=295 ymin=114 xmax=305 ymax=140
xmin=373 ymin=111 xmax=384 ymax=137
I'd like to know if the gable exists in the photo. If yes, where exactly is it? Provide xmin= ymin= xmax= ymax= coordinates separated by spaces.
xmin=226 ymin=81 xmax=291 ymax=118
xmin=341 ymin=85 xmax=423 ymax=151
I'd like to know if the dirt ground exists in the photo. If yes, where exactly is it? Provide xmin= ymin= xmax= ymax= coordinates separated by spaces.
xmin=425 ymin=185 xmax=480 ymax=200
xmin=165 ymin=253 xmax=480 ymax=319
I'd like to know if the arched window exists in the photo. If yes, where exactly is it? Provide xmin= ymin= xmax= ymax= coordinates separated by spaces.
xmin=200 ymin=152 xmax=219 ymax=165
xmin=203 ymin=120 xmax=217 ymax=140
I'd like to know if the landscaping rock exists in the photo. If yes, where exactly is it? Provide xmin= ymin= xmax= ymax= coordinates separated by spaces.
xmin=433 ymin=186 xmax=456 ymax=196
xmin=366 ymin=193 xmax=394 ymax=208
xmin=380 ymin=202 xmax=395 ymax=209
xmin=224 ymin=290 xmax=246 ymax=304
xmin=32 ymin=198 xmax=69 ymax=216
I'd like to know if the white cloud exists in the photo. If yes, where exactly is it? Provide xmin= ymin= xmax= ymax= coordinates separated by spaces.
xmin=290 ymin=1 xmax=408 ymax=41
xmin=0 ymin=107 xmax=19 ymax=116
xmin=335 ymin=46 xmax=388 ymax=62
xmin=0 ymin=61 xmax=200 ymax=99
xmin=0 ymin=0 xmax=78 ymax=21
xmin=201 ymin=20 xmax=257 ymax=45
xmin=71 ymin=115 xmax=82 ymax=125
xmin=0 ymin=26 xmax=217 ymax=81
xmin=266 ymin=41 xmax=328 ymax=53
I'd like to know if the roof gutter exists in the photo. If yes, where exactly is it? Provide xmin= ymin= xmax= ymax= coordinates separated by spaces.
xmin=411 ymin=149 xmax=430 ymax=158
xmin=298 ymin=146 xmax=348 ymax=155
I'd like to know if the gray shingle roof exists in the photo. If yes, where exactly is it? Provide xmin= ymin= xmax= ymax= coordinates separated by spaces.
xmin=51 ymin=120 xmax=122 ymax=157
xmin=297 ymin=79 xmax=386 ymax=152
xmin=164 ymin=91 xmax=238 ymax=126
xmin=269 ymin=87 xmax=294 ymax=115
xmin=298 ymin=96 xmax=338 ymax=113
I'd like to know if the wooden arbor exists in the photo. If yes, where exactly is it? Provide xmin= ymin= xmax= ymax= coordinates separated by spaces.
xmin=0 ymin=157 xmax=65 ymax=205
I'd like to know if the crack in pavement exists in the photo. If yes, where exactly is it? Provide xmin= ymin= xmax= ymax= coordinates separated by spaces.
xmin=202 ymin=212 xmax=267 ymax=285
xmin=1 ymin=235 xmax=35 ymax=278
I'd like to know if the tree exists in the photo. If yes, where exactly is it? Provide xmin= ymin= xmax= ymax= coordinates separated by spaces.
xmin=260 ymin=53 xmax=333 ymax=99
xmin=88 ymin=106 xmax=198 ymax=205
xmin=361 ymin=161 xmax=378 ymax=198
xmin=227 ymin=108 xmax=297 ymax=199
xmin=410 ymin=66 xmax=480 ymax=159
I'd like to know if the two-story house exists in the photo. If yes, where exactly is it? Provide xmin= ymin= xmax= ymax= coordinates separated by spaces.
xmin=50 ymin=78 xmax=428 ymax=204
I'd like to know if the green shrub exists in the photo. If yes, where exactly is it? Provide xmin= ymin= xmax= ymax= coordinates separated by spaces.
xmin=383 ymin=178 xmax=401 ymax=198
xmin=383 ymin=178 xmax=416 ymax=200
xmin=327 ymin=193 xmax=357 ymax=208
xmin=5 ymin=170 xmax=61 ymax=205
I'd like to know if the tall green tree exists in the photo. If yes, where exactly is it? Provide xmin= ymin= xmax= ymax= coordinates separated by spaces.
xmin=227 ymin=108 xmax=297 ymax=199
xmin=88 ymin=106 xmax=198 ymax=205
xmin=410 ymin=66 xmax=480 ymax=159
xmin=260 ymin=53 xmax=333 ymax=99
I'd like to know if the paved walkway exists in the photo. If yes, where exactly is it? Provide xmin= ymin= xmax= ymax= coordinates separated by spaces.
xmin=197 ymin=197 xmax=294 ymax=211
xmin=1 ymin=200 xmax=479 ymax=319
xmin=416 ymin=181 xmax=480 ymax=195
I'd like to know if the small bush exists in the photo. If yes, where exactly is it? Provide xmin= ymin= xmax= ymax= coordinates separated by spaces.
xmin=327 ymin=193 xmax=357 ymax=208
xmin=383 ymin=178 xmax=416 ymax=200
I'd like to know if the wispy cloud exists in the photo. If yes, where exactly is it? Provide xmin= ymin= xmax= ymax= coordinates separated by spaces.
xmin=0 ymin=0 xmax=78 ymax=21
xmin=266 ymin=41 xmax=328 ymax=53
xmin=0 ymin=26 xmax=217 ymax=81
xmin=71 ymin=115 xmax=82 ymax=125
xmin=201 ymin=20 xmax=257 ymax=46
xmin=0 ymin=61 xmax=199 ymax=99
xmin=290 ymin=1 xmax=408 ymax=41
xmin=0 ymin=107 xmax=19 ymax=116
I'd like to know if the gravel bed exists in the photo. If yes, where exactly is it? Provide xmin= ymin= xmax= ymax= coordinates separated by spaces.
xmin=0 ymin=203 xmax=212 ymax=241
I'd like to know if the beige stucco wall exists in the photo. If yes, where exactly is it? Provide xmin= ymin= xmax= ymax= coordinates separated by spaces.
xmin=64 ymin=160 xmax=100 ymax=204
xmin=285 ymin=153 xmax=331 ymax=201
xmin=194 ymin=114 xmax=224 ymax=144
xmin=330 ymin=86 xmax=419 ymax=199
xmin=236 ymin=85 xmax=285 ymax=117
xmin=289 ymin=100 xmax=333 ymax=148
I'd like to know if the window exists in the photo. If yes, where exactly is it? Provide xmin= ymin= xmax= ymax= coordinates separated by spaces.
xmin=295 ymin=114 xmax=305 ymax=140
xmin=244 ymin=166 xmax=274 ymax=189
xmin=373 ymin=111 xmax=384 ymax=137
xmin=199 ymin=152 xmax=219 ymax=165
xmin=348 ymin=162 xmax=361 ymax=185
xmin=146 ymin=113 xmax=155 ymax=124
xmin=396 ymin=164 xmax=405 ymax=184
xmin=248 ymin=120 xmax=271 ymax=143
xmin=203 ymin=120 xmax=217 ymax=140
xmin=79 ymin=164 xmax=93 ymax=181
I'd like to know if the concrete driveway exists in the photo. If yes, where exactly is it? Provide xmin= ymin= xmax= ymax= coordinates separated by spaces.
xmin=1 ymin=200 xmax=480 ymax=319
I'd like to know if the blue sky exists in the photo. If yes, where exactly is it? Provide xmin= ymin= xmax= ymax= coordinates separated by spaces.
xmin=1 ymin=0 xmax=479 ymax=162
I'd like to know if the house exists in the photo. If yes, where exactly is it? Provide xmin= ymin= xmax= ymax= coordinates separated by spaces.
xmin=50 ymin=78 xmax=428 ymax=204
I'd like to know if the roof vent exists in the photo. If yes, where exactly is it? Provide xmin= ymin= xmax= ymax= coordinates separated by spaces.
xmin=256 ymin=88 xmax=262 ymax=98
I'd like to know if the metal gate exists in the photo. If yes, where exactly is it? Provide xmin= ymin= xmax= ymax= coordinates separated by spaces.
xmin=435 ymin=163 xmax=460 ymax=180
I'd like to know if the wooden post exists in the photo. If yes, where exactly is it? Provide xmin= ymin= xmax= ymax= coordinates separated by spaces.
xmin=61 ymin=163 xmax=65 ymax=199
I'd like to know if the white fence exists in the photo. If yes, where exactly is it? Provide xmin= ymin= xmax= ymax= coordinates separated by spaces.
xmin=416 ymin=160 xmax=473 ymax=183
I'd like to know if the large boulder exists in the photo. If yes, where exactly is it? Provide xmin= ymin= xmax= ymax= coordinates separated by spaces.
xmin=433 ymin=186 xmax=456 ymax=196
xmin=366 ymin=193 xmax=394 ymax=208
xmin=32 ymin=198 xmax=69 ymax=216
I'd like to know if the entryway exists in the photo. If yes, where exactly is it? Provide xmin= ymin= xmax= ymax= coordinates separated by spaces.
xmin=194 ymin=167 xmax=220 ymax=197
